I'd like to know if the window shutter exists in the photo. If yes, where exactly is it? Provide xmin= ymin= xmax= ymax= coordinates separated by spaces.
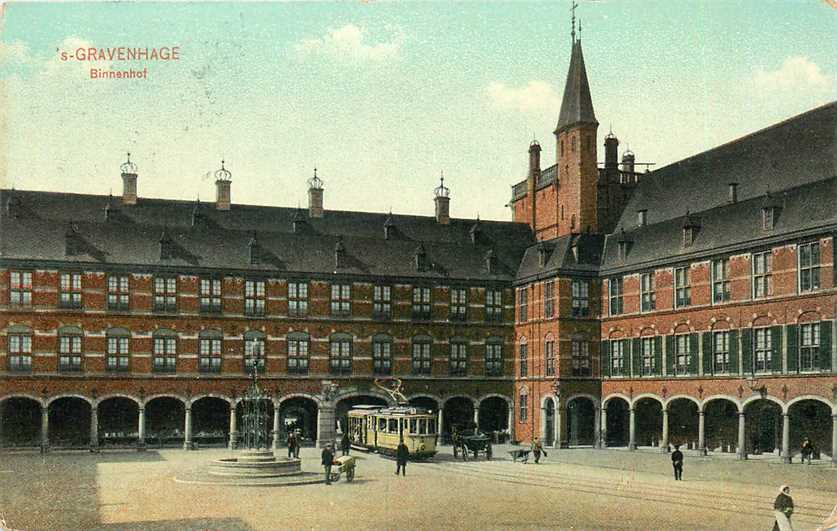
xmin=729 ymin=330 xmax=739 ymax=375
xmin=741 ymin=328 xmax=753 ymax=375
xmin=701 ymin=332 xmax=713 ymax=376
xmin=654 ymin=336 xmax=662 ymax=375
xmin=770 ymin=326 xmax=782 ymax=373
xmin=631 ymin=338 xmax=642 ymax=377
xmin=601 ymin=340 xmax=611 ymax=378
xmin=689 ymin=333 xmax=699 ymax=375
xmin=785 ymin=324 xmax=798 ymax=374
xmin=820 ymin=320 xmax=833 ymax=372
xmin=666 ymin=335 xmax=675 ymax=375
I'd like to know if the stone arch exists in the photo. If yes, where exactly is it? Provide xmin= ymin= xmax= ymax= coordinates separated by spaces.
xmin=478 ymin=393 xmax=512 ymax=408
xmin=278 ymin=392 xmax=322 ymax=406
xmin=566 ymin=394 xmax=597 ymax=446
xmin=786 ymin=397 xmax=833 ymax=460
xmin=407 ymin=393 xmax=443 ymax=406
xmin=0 ymin=393 xmax=44 ymax=406
xmin=785 ymin=395 xmax=834 ymax=414
xmin=607 ymin=328 xmax=626 ymax=340
xmin=702 ymin=396 xmax=740 ymax=453
xmin=743 ymin=397 xmax=784 ymax=455
xmin=664 ymin=394 xmax=700 ymax=409
xmin=442 ymin=395 xmax=477 ymax=437
xmin=143 ymin=395 xmax=187 ymax=447
xmin=602 ymin=393 xmax=631 ymax=408
xmin=603 ymin=394 xmax=630 ymax=447
xmin=189 ymin=393 xmax=234 ymax=407
xmin=46 ymin=393 xmax=93 ymax=407
xmin=48 ymin=395 xmax=92 ymax=447
xmin=478 ymin=394 xmax=511 ymax=434
xmin=672 ymin=322 xmax=692 ymax=335
xmin=631 ymin=393 xmax=664 ymax=409
xmin=96 ymin=395 xmax=140 ymax=446
xmin=741 ymin=394 xmax=785 ymax=412
xmin=335 ymin=389 xmax=394 ymax=406
xmin=278 ymin=395 xmax=318 ymax=444
xmin=667 ymin=396 xmax=700 ymax=447
xmin=540 ymin=394 xmax=556 ymax=408
xmin=633 ymin=394 xmax=664 ymax=448
xmin=142 ymin=394 xmax=188 ymax=407
xmin=794 ymin=311 xmax=822 ymax=324
xmin=567 ymin=393 xmax=599 ymax=407
xmin=94 ymin=393 xmax=141 ymax=408
xmin=702 ymin=394 xmax=742 ymax=413
xmin=0 ymin=395 xmax=43 ymax=447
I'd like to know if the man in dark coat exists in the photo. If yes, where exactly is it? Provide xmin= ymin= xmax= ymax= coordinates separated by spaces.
xmin=671 ymin=444 xmax=684 ymax=480
xmin=293 ymin=430 xmax=301 ymax=458
xmin=531 ymin=438 xmax=546 ymax=464
xmin=341 ymin=431 xmax=351 ymax=456
xmin=395 ymin=441 xmax=409 ymax=476
xmin=321 ymin=444 xmax=335 ymax=485
xmin=772 ymin=485 xmax=794 ymax=531
xmin=801 ymin=438 xmax=814 ymax=465
xmin=286 ymin=431 xmax=297 ymax=459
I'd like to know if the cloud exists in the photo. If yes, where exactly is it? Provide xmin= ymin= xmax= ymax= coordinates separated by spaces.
xmin=485 ymin=80 xmax=561 ymax=113
xmin=753 ymin=56 xmax=831 ymax=91
xmin=295 ymin=24 xmax=403 ymax=63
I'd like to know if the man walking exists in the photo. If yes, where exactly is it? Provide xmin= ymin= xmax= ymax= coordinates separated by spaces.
xmin=321 ymin=444 xmax=335 ymax=485
xmin=341 ymin=431 xmax=351 ymax=457
xmin=671 ymin=444 xmax=684 ymax=480
xmin=293 ymin=430 xmax=301 ymax=458
xmin=801 ymin=438 xmax=814 ymax=465
xmin=531 ymin=437 xmax=546 ymax=464
xmin=396 ymin=441 xmax=409 ymax=476
xmin=286 ymin=430 xmax=297 ymax=459
xmin=772 ymin=485 xmax=794 ymax=531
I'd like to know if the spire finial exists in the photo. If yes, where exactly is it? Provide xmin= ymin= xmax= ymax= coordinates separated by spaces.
xmin=571 ymin=0 xmax=578 ymax=43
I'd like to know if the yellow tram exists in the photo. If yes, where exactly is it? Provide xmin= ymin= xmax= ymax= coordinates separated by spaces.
xmin=347 ymin=405 xmax=438 ymax=459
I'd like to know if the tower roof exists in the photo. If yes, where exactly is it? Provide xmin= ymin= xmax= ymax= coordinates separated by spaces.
xmin=555 ymin=40 xmax=597 ymax=134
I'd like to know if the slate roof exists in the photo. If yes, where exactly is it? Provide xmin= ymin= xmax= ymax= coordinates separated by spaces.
xmin=555 ymin=40 xmax=597 ymax=134
xmin=516 ymin=233 xmax=604 ymax=283
xmin=0 ymin=190 xmax=534 ymax=282
xmin=615 ymin=101 xmax=837 ymax=230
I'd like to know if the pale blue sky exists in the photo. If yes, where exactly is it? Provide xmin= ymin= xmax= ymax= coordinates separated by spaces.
xmin=1 ymin=1 xmax=835 ymax=221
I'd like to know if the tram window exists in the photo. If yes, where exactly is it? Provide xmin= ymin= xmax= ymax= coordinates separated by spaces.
xmin=409 ymin=419 xmax=417 ymax=433
xmin=388 ymin=419 xmax=398 ymax=432
xmin=428 ymin=419 xmax=436 ymax=433
xmin=418 ymin=419 xmax=426 ymax=434
xmin=378 ymin=418 xmax=386 ymax=432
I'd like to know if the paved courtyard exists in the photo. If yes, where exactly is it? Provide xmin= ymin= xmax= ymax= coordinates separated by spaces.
xmin=0 ymin=445 xmax=834 ymax=530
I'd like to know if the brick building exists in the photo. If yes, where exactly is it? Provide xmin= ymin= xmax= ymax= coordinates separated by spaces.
xmin=1 ymin=28 xmax=835 ymax=465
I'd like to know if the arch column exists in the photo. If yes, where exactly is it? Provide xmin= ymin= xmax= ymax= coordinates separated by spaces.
xmin=698 ymin=410 xmax=705 ymax=452
xmin=90 ymin=406 xmax=99 ymax=452
xmin=555 ymin=402 xmax=567 ymax=449
xmin=317 ymin=402 xmax=336 ymax=448
xmin=137 ymin=406 xmax=146 ymax=451
xmin=832 ymin=414 xmax=837 ymax=466
xmin=628 ymin=407 xmax=636 ymax=450
xmin=506 ymin=405 xmax=513 ymax=443
xmin=183 ymin=406 xmax=193 ymax=450
xmin=41 ymin=404 xmax=50 ymax=453
xmin=593 ymin=405 xmax=602 ymax=449
xmin=781 ymin=412 xmax=791 ymax=464
xmin=229 ymin=404 xmax=238 ymax=450
xmin=272 ymin=406 xmax=280 ymax=451
xmin=473 ymin=405 xmax=479 ymax=430
xmin=737 ymin=412 xmax=747 ymax=460
xmin=660 ymin=407 xmax=669 ymax=452
xmin=599 ymin=404 xmax=607 ymax=448
xmin=438 ymin=409 xmax=444 ymax=442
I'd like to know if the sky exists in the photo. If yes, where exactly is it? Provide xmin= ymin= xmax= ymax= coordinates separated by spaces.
xmin=1 ymin=1 xmax=835 ymax=221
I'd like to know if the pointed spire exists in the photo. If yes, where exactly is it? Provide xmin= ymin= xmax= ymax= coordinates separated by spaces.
xmin=555 ymin=33 xmax=597 ymax=135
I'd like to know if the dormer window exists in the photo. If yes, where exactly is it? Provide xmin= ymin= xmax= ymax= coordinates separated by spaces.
xmin=415 ymin=243 xmax=428 ymax=272
xmin=618 ymin=240 xmax=630 ymax=261
xmin=537 ymin=244 xmax=549 ymax=268
xmin=637 ymin=209 xmax=647 ymax=227
xmin=334 ymin=237 xmax=346 ymax=269
xmin=762 ymin=207 xmax=774 ymax=231
xmin=682 ymin=212 xmax=699 ymax=247
xmin=248 ymin=233 xmax=261 ymax=265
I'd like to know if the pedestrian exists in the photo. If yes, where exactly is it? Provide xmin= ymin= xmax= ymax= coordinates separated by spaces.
xmin=341 ymin=431 xmax=351 ymax=457
xmin=531 ymin=437 xmax=546 ymax=464
xmin=486 ymin=441 xmax=493 ymax=461
xmin=800 ymin=438 xmax=813 ymax=465
xmin=772 ymin=485 xmax=794 ymax=531
xmin=396 ymin=441 xmax=409 ymax=476
xmin=294 ymin=430 xmax=301 ymax=458
xmin=671 ymin=444 xmax=684 ymax=480
xmin=286 ymin=430 xmax=296 ymax=459
xmin=321 ymin=444 xmax=335 ymax=485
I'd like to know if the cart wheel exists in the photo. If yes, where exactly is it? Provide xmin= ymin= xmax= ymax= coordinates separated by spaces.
xmin=346 ymin=467 xmax=355 ymax=482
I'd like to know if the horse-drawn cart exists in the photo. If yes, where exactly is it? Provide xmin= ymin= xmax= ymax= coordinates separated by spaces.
xmin=454 ymin=432 xmax=493 ymax=461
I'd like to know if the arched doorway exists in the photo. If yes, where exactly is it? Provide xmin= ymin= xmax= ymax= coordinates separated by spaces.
xmin=145 ymin=397 xmax=185 ymax=447
xmin=567 ymin=397 xmax=596 ymax=446
xmin=279 ymin=397 xmax=318 ymax=445
xmin=704 ymin=398 xmax=739 ymax=453
xmin=605 ymin=398 xmax=629 ymax=447
xmin=543 ymin=399 xmax=555 ymax=446
xmin=336 ymin=395 xmax=387 ymax=434
xmin=409 ymin=396 xmax=440 ymax=414
xmin=744 ymin=399 xmax=782 ymax=455
xmin=97 ymin=397 xmax=139 ymax=447
xmin=478 ymin=397 xmax=508 ymax=434
xmin=443 ymin=397 xmax=475 ymax=440
xmin=49 ymin=397 xmax=91 ymax=448
xmin=1 ymin=397 xmax=41 ymax=447
xmin=668 ymin=398 xmax=698 ymax=448
xmin=634 ymin=397 xmax=662 ymax=448
xmin=191 ymin=397 xmax=230 ymax=447
xmin=788 ymin=399 xmax=831 ymax=461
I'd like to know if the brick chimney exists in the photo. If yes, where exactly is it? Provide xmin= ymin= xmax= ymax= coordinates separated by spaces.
xmin=214 ymin=160 xmax=231 ymax=211
xmin=120 ymin=152 xmax=138 ymax=205
xmin=527 ymin=140 xmax=541 ymax=229
xmin=308 ymin=168 xmax=324 ymax=218
xmin=433 ymin=174 xmax=450 ymax=224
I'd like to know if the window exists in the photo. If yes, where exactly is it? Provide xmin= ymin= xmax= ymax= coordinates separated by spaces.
xmin=752 ymin=251 xmax=772 ymax=298
xmin=519 ymin=341 xmax=528 ymax=377
xmin=107 ymin=275 xmax=130 ymax=311
xmin=152 ymin=332 xmax=177 ymax=373
xmin=754 ymin=328 xmax=772 ymax=373
xmin=8 ymin=331 xmax=32 ymax=371
xmin=288 ymin=281 xmax=308 ymax=317
xmin=544 ymin=281 xmax=555 ymax=318
xmin=245 ymin=280 xmax=265 ymax=316
xmin=331 ymin=283 xmax=351 ymax=316
xmin=9 ymin=271 xmax=32 ymax=306
xmin=329 ymin=335 xmax=352 ymax=375
xmin=545 ymin=338 xmax=556 ymax=376
xmin=608 ymin=277 xmax=623 ymax=316
xmin=450 ymin=288 xmax=467 ymax=321
xmin=519 ymin=393 xmax=528 ymax=422
xmin=762 ymin=208 xmax=774 ymax=231
xmin=449 ymin=342 xmax=468 ymax=376
xmin=641 ymin=338 xmax=656 ymax=376
xmin=412 ymin=338 xmax=432 ymax=375
xmin=244 ymin=333 xmax=266 ymax=374
xmin=153 ymin=276 xmax=177 ymax=313
xmin=200 ymin=278 xmax=222 ymax=313
xmin=712 ymin=259 xmax=731 ymax=303
xmin=59 ymin=272 xmax=82 ymax=309
xmin=518 ymin=288 xmax=529 ymax=322
xmin=611 ymin=340 xmax=625 ymax=377
xmin=485 ymin=341 xmax=503 ymax=376
xmin=485 ymin=289 xmax=503 ymax=322
xmin=571 ymin=280 xmax=589 ymax=317
xmin=674 ymin=335 xmax=690 ymax=376
xmin=713 ymin=331 xmax=730 ymax=374
xmin=412 ymin=287 xmax=431 ymax=320
xmin=373 ymin=285 xmax=391 ymax=319
xmin=199 ymin=332 xmax=222 ymax=373
xmin=373 ymin=337 xmax=392 ymax=375
xmin=798 ymin=242 xmax=821 ymax=293
xmin=800 ymin=323 xmax=820 ymax=372
xmin=640 ymin=273 xmax=656 ymax=312
xmin=287 ymin=333 xmax=309 ymax=374
xmin=571 ymin=341 xmax=591 ymax=377
xmin=58 ymin=329 xmax=82 ymax=372
xmin=106 ymin=331 xmax=130 ymax=372
xmin=673 ymin=267 xmax=690 ymax=308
